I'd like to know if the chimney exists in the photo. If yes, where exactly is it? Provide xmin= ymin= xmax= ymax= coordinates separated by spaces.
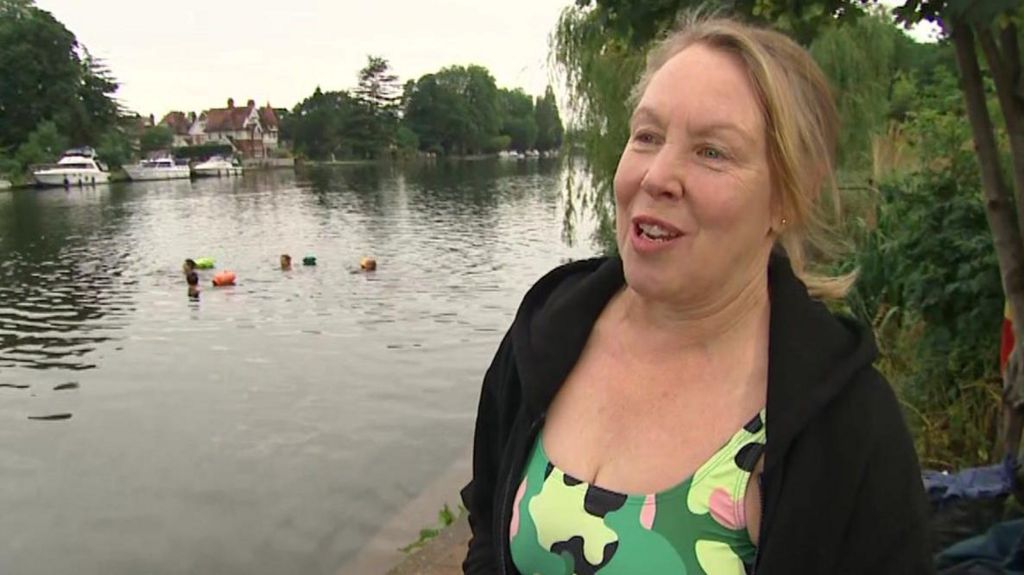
xmin=148 ymin=113 xmax=155 ymax=126
xmin=227 ymin=98 xmax=234 ymax=109
xmin=247 ymin=99 xmax=255 ymax=108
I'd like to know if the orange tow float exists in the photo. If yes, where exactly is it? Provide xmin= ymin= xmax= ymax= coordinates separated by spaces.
xmin=212 ymin=271 xmax=237 ymax=286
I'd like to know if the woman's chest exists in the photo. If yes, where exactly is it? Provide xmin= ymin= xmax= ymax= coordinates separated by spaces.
xmin=541 ymin=352 xmax=765 ymax=495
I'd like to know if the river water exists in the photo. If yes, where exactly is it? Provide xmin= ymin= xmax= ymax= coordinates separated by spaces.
xmin=0 ymin=160 xmax=596 ymax=575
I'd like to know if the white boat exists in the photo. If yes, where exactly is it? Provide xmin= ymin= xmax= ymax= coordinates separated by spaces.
xmin=192 ymin=156 xmax=243 ymax=177
xmin=124 ymin=157 xmax=191 ymax=181
xmin=32 ymin=147 xmax=110 ymax=187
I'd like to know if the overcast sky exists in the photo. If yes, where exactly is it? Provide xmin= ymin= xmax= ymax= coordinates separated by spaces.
xmin=33 ymin=0 xmax=939 ymax=121
xmin=33 ymin=0 xmax=570 ymax=119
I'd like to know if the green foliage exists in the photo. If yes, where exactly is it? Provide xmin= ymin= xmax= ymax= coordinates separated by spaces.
xmin=71 ymin=52 xmax=121 ymax=146
xmin=574 ymin=0 xmax=864 ymax=46
xmin=288 ymin=58 xmax=551 ymax=160
xmin=534 ymin=86 xmax=565 ymax=152
xmin=837 ymin=65 xmax=1005 ymax=470
xmin=396 ymin=125 xmax=420 ymax=152
xmin=14 ymin=120 xmax=67 ymax=170
xmin=95 ymin=127 xmax=134 ymax=169
xmin=399 ymin=503 xmax=460 ymax=554
xmin=403 ymin=65 xmax=503 ymax=156
xmin=288 ymin=88 xmax=355 ymax=161
xmin=139 ymin=125 xmax=173 ymax=153
xmin=0 ymin=1 xmax=120 ymax=151
xmin=353 ymin=56 xmax=401 ymax=158
xmin=809 ymin=12 xmax=899 ymax=172
xmin=552 ymin=5 xmax=647 ymax=248
xmin=498 ymin=88 xmax=538 ymax=152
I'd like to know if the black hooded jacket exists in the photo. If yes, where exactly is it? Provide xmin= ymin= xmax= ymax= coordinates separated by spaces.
xmin=461 ymin=254 xmax=932 ymax=574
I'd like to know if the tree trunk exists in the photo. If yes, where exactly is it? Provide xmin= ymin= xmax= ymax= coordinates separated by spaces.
xmin=954 ymin=22 xmax=1024 ymax=460
xmin=979 ymin=27 xmax=1024 ymax=237
xmin=953 ymin=23 xmax=1024 ymax=341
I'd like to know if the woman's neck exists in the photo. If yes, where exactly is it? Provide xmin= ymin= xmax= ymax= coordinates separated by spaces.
xmin=613 ymin=268 xmax=771 ymax=360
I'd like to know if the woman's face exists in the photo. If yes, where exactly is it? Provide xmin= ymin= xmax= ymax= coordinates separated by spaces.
xmin=614 ymin=44 xmax=777 ymax=305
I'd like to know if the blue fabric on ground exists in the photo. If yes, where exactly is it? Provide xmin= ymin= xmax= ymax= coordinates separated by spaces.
xmin=936 ymin=519 xmax=1024 ymax=574
xmin=925 ymin=458 xmax=1015 ymax=504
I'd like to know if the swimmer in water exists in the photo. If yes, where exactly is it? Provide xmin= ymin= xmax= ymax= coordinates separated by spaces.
xmin=280 ymin=254 xmax=292 ymax=271
xmin=186 ymin=270 xmax=200 ymax=300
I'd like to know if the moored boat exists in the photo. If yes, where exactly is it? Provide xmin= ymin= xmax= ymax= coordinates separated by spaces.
xmin=124 ymin=156 xmax=191 ymax=181
xmin=32 ymin=147 xmax=110 ymax=187
xmin=192 ymin=156 xmax=243 ymax=177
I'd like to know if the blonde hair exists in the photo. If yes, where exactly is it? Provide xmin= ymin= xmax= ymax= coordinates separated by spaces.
xmin=631 ymin=12 xmax=854 ymax=300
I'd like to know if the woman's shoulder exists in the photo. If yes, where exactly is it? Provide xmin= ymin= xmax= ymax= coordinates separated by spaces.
xmin=530 ymin=256 xmax=612 ymax=292
xmin=517 ymin=256 xmax=620 ymax=316
xmin=810 ymin=365 xmax=911 ymax=457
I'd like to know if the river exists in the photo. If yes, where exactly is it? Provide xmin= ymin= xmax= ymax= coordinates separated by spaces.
xmin=0 ymin=159 xmax=596 ymax=575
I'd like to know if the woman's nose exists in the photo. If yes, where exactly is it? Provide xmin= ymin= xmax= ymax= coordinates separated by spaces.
xmin=640 ymin=149 xmax=684 ymax=200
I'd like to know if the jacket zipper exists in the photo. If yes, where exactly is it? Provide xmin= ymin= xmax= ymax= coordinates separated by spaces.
xmin=498 ymin=415 xmax=544 ymax=575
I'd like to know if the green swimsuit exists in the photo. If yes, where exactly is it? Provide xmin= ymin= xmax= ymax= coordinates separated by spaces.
xmin=509 ymin=411 xmax=766 ymax=575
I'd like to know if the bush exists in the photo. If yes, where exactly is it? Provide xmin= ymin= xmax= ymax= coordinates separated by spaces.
xmin=14 ymin=120 xmax=67 ymax=170
xmin=843 ymin=171 xmax=1003 ymax=470
xmin=268 ymin=147 xmax=292 ymax=159
xmin=96 ymin=127 xmax=134 ymax=169
xmin=837 ymin=67 xmax=1005 ymax=470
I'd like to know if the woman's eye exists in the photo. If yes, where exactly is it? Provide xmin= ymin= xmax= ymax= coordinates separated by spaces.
xmin=698 ymin=147 xmax=725 ymax=160
xmin=632 ymin=131 xmax=658 ymax=145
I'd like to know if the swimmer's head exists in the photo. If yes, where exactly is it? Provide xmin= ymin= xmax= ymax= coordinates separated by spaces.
xmin=183 ymin=259 xmax=197 ymax=274
xmin=280 ymin=254 xmax=292 ymax=270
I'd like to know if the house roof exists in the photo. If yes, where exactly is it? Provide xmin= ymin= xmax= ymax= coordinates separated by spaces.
xmin=258 ymin=105 xmax=279 ymax=129
xmin=159 ymin=111 xmax=192 ymax=135
xmin=205 ymin=106 xmax=253 ymax=133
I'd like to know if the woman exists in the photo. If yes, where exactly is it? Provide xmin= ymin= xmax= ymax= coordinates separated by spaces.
xmin=462 ymin=14 xmax=930 ymax=575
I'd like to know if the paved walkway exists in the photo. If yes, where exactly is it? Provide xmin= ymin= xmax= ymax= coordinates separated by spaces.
xmin=387 ymin=516 xmax=470 ymax=575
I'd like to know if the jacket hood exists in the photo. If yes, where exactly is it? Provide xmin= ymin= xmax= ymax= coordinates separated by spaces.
xmin=509 ymin=252 xmax=879 ymax=464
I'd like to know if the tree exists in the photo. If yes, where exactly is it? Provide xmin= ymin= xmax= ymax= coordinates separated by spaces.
xmin=403 ymin=65 xmax=502 ymax=155
xmin=14 ymin=120 xmax=68 ymax=170
xmin=95 ymin=126 xmax=134 ymax=169
xmin=355 ymin=56 xmax=401 ymax=114
xmin=888 ymin=0 xmax=1024 ymax=461
xmin=139 ymin=125 xmax=173 ymax=153
xmin=289 ymin=87 xmax=358 ymax=160
xmin=72 ymin=51 xmax=122 ymax=145
xmin=460 ymin=65 xmax=502 ymax=153
xmin=498 ymin=88 xmax=537 ymax=152
xmin=0 ymin=0 xmax=120 ymax=152
xmin=353 ymin=55 xmax=402 ymax=158
xmin=404 ymin=72 xmax=468 ymax=154
xmin=534 ymin=86 xmax=564 ymax=152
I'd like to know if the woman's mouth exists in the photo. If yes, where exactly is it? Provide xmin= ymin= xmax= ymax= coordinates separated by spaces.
xmin=630 ymin=216 xmax=685 ymax=252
